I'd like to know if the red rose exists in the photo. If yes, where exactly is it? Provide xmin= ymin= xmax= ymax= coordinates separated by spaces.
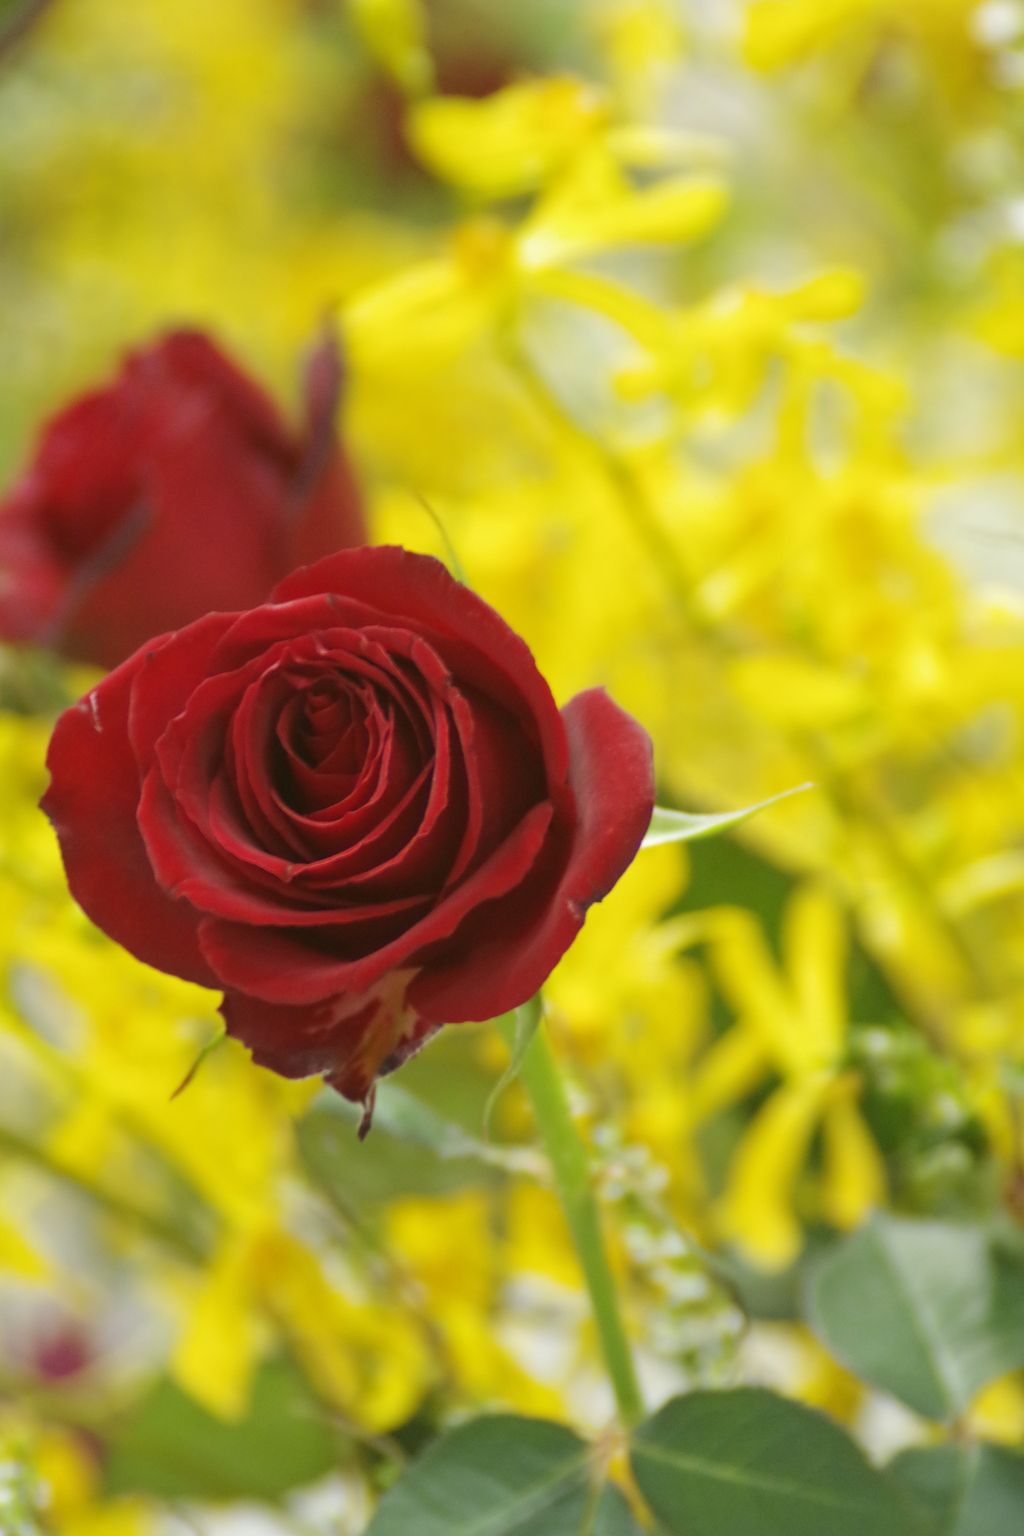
xmin=0 ymin=329 xmax=366 ymax=670
xmin=42 ymin=547 xmax=654 ymax=1107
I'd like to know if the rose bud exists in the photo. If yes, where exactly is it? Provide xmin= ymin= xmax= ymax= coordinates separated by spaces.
xmin=42 ymin=547 xmax=654 ymax=1113
xmin=0 ymin=328 xmax=366 ymax=671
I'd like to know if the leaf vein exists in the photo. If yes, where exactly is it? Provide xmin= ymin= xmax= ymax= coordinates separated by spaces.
xmin=633 ymin=1442 xmax=886 ymax=1514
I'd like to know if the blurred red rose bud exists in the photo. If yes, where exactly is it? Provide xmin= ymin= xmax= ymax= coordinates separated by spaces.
xmin=33 ymin=1319 xmax=93 ymax=1383
xmin=0 ymin=328 xmax=367 ymax=670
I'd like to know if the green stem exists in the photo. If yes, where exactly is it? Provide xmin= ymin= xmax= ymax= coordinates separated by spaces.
xmin=500 ymin=1013 xmax=644 ymax=1426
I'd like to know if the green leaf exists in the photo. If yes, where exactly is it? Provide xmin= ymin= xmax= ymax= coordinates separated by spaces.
xmin=591 ymin=1484 xmax=645 ymax=1535
xmin=889 ymin=1443 xmax=1024 ymax=1536
xmin=298 ymin=1080 xmax=541 ymax=1215
xmin=418 ymin=495 xmax=469 ymax=585
xmin=630 ymin=1387 xmax=914 ymax=1536
xmin=171 ymin=1026 xmax=226 ymax=1099
xmin=363 ymin=1414 xmax=594 ymax=1535
xmin=395 ymin=1017 xmax=515 ymax=1133
xmin=102 ymin=1357 xmax=341 ymax=1501
xmin=805 ymin=1214 xmax=1024 ymax=1422
xmin=366 ymin=1080 xmax=505 ymax=1161
xmin=641 ymin=785 xmax=813 ymax=848
xmin=486 ymin=996 xmax=543 ymax=1135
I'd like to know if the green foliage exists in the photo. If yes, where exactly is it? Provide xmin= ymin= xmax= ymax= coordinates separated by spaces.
xmin=630 ymin=1388 xmax=913 ymax=1536
xmin=102 ymin=1357 xmax=342 ymax=1502
xmin=890 ymin=1444 xmax=1024 ymax=1536
xmin=0 ymin=1452 xmax=45 ymax=1536
xmin=591 ymin=1485 xmax=644 ymax=1535
xmin=849 ymin=1026 xmax=994 ymax=1217
xmin=297 ymin=1077 xmax=536 ymax=1216
xmin=391 ymin=1017 xmax=508 ymax=1134
xmin=714 ymin=1236 xmax=829 ymax=1322
xmin=641 ymin=787 xmax=812 ymax=850
xmin=368 ymin=1391 xmax=983 ymax=1536
xmin=806 ymin=1214 xmax=1024 ymax=1422
xmin=363 ymin=1415 xmax=594 ymax=1535
xmin=0 ymin=0 xmax=42 ymax=41
xmin=487 ymin=996 xmax=543 ymax=1133
xmin=0 ymin=642 xmax=78 ymax=716
xmin=675 ymin=834 xmax=796 ymax=953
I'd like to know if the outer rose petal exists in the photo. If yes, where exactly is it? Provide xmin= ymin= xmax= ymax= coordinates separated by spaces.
xmin=220 ymin=966 xmax=431 ymax=1102
xmin=41 ymin=649 xmax=218 ymax=988
xmin=127 ymin=608 xmax=241 ymax=770
xmin=408 ymin=687 xmax=655 ymax=1023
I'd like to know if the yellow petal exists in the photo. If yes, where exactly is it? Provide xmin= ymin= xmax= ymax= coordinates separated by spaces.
xmin=783 ymin=883 xmax=848 ymax=1063
xmin=58 ymin=1502 xmax=150 ymax=1536
xmin=530 ymin=266 xmax=669 ymax=352
xmin=45 ymin=1102 xmax=116 ymax=1184
xmin=688 ymin=1024 xmax=772 ymax=1125
xmin=695 ymin=908 xmax=806 ymax=1076
xmin=966 ymin=1372 xmax=1024 ymax=1445
xmin=171 ymin=1239 xmax=261 ymax=1421
xmin=605 ymin=125 xmax=726 ymax=171
xmin=343 ymin=257 xmax=499 ymax=375
xmin=819 ymin=1087 xmax=886 ymax=1230
xmin=594 ymin=0 xmax=688 ymax=81
xmin=433 ymin=1300 xmax=565 ymax=1418
xmin=505 ymin=1184 xmax=583 ymax=1291
xmin=0 ymin=1217 xmax=47 ymax=1279
xmin=938 ymin=851 xmax=1024 ymax=918
xmin=350 ymin=0 xmax=434 ymax=97
xmin=781 ymin=269 xmax=866 ymax=321
xmin=522 ymin=176 xmax=728 ymax=270
xmin=743 ymin=0 xmax=872 ymax=71
xmin=407 ymin=77 xmax=607 ymax=198
xmin=33 ymin=1429 xmax=99 ymax=1524
xmin=253 ymin=1232 xmax=431 ymax=1432
xmin=728 ymin=653 xmax=871 ymax=730
xmin=718 ymin=1076 xmax=831 ymax=1270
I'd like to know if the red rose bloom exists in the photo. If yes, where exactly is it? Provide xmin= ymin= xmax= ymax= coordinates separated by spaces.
xmin=0 ymin=329 xmax=365 ymax=670
xmin=42 ymin=548 xmax=654 ymax=1106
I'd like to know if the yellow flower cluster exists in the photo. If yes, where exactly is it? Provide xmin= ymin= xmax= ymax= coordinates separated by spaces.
xmin=360 ymin=60 xmax=1024 ymax=1278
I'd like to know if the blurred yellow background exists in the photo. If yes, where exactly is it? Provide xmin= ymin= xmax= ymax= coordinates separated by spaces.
xmin=3 ymin=1 xmax=1024 ymax=1530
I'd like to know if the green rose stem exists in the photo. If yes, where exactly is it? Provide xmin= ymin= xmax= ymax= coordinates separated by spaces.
xmin=497 ymin=1005 xmax=645 ymax=1427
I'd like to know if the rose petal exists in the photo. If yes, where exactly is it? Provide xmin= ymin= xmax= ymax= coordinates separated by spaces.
xmin=139 ymin=764 xmax=435 ymax=935
xmin=197 ymin=798 xmax=556 ymax=1002
xmin=220 ymin=965 xmax=427 ymax=1099
xmin=215 ymin=629 xmax=433 ymax=866
xmin=151 ymin=630 xmax=465 ymax=904
xmin=41 ymin=649 xmax=217 ymax=987
xmin=127 ymin=608 xmax=243 ymax=772
xmin=272 ymin=549 xmax=570 ymax=785
xmin=407 ymin=687 xmax=654 ymax=1023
